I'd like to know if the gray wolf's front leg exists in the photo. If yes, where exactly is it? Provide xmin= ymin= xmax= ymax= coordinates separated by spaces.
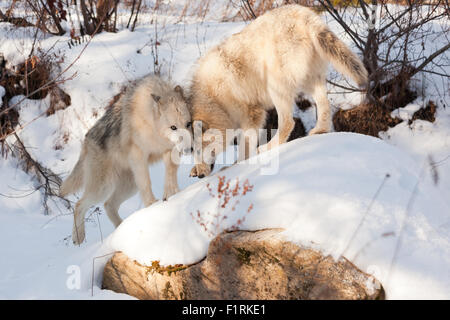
xmin=162 ymin=151 xmax=179 ymax=200
xmin=190 ymin=162 xmax=212 ymax=179
xmin=129 ymin=147 xmax=157 ymax=207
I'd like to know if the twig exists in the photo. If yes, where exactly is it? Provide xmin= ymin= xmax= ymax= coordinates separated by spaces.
xmin=340 ymin=173 xmax=391 ymax=259
xmin=91 ymin=252 xmax=116 ymax=297
xmin=0 ymin=8 xmax=108 ymax=119
xmin=11 ymin=132 xmax=71 ymax=214
xmin=386 ymin=163 xmax=426 ymax=286
xmin=96 ymin=209 xmax=103 ymax=243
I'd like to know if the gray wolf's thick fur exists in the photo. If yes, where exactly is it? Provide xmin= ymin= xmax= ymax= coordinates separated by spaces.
xmin=61 ymin=75 xmax=192 ymax=244
xmin=189 ymin=5 xmax=368 ymax=178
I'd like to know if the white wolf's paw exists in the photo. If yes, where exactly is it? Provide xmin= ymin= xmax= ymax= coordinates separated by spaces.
xmin=190 ymin=163 xmax=212 ymax=179
xmin=308 ymin=126 xmax=330 ymax=136
xmin=72 ymin=224 xmax=85 ymax=245
xmin=257 ymin=144 xmax=270 ymax=154
xmin=163 ymin=186 xmax=179 ymax=201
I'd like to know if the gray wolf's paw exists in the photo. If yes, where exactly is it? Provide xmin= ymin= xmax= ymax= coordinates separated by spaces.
xmin=190 ymin=163 xmax=212 ymax=179
xmin=72 ymin=224 xmax=85 ymax=245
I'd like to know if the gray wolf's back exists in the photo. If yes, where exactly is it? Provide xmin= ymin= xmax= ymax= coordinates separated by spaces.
xmin=86 ymin=102 xmax=122 ymax=150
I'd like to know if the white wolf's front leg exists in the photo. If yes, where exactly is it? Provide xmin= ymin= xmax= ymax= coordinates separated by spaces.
xmin=162 ymin=151 xmax=179 ymax=200
xmin=129 ymin=147 xmax=157 ymax=207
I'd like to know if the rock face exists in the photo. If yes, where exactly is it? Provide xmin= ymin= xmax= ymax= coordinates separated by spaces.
xmin=102 ymin=229 xmax=385 ymax=300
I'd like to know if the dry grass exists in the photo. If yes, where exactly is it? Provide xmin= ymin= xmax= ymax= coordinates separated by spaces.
xmin=17 ymin=56 xmax=51 ymax=100
xmin=409 ymin=100 xmax=436 ymax=125
xmin=333 ymin=103 xmax=402 ymax=137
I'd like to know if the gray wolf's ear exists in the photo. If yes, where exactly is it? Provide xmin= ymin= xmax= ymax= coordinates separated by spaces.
xmin=151 ymin=94 xmax=161 ymax=103
xmin=174 ymin=85 xmax=184 ymax=99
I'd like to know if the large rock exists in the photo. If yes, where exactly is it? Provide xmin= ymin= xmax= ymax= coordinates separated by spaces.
xmin=102 ymin=229 xmax=384 ymax=300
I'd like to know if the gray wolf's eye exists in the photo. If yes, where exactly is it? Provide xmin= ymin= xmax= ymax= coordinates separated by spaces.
xmin=186 ymin=122 xmax=192 ymax=128
xmin=171 ymin=125 xmax=177 ymax=130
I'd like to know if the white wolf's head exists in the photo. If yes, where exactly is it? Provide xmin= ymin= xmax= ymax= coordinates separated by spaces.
xmin=152 ymin=85 xmax=193 ymax=155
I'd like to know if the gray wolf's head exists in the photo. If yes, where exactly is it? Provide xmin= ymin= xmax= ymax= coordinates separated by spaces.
xmin=152 ymin=85 xmax=193 ymax=154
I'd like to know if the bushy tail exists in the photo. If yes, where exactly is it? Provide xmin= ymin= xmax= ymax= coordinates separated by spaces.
xmin=60 ymin=148 xmax=85 ymax=197
xmin=313 ymin=25 xmax=368 ymax=88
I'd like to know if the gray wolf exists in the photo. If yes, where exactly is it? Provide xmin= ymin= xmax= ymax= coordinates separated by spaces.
xmin=60 ymin=75 xmax=192 ymax=244
xmin=189 ymin=4 xmax=368 ymax=178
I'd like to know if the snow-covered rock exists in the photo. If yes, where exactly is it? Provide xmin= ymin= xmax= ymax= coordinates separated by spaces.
xmin=103 ymin=229 xmax=384 ymax=300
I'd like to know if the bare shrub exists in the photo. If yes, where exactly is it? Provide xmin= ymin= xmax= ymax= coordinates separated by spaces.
xmin=236 ymin=0 xmax=318 ymax=20
xmin=0 ymin=3 xmax=34 ymax=28
xmin=77 ymin=0 xmax=120 ymax=35
xmin=95 ymin=0 xmax=120 ymax=32
xmin=22 ymin=0 xmax=67 ymax=35
xmin=17 ymin=55 xmax=51 ymax=100
xmin=7 ymin=133 xmax=72 ymax=215
xmin=126 ymin=0 xmax=143 ymax=31
xmin=317 ymin=0 xmax=449 ymax=109
xmin=190 ymin=176 xmax=254 ymax=238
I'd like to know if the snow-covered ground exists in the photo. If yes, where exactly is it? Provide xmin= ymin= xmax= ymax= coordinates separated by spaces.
xmin=0 ymin=3 xmax=449 ymax=299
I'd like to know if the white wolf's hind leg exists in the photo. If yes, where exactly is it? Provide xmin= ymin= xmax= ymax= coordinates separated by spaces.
xmin=259 ymin=93 xmax=294 ymax=153
xmin=104 ymin=171 xmax=137 ymax=227
xmin=239 ymin=134 xmax=258 ymax=161
xmin=309 ymin=82 xmax=331 ymax=135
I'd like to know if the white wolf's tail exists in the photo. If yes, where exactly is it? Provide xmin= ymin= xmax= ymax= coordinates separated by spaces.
xmin=312 ymin=24 xmax=368 ymax=88
xmin=60 ymin=147 xmax=85 ymax=197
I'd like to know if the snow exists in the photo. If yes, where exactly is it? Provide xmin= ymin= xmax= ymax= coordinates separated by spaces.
xmin=0 ymin=157 xmax=112 ymax=299
xmin=0 ymin=3 xmax=449 ymax=299
xmin=380 ymin=103 xmax=450 ymax=205
xmin=107 ymin=133 xmax=450 ymax=299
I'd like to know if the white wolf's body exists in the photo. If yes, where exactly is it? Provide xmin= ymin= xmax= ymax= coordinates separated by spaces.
xmin=189 ymin=4 xmax=368 ymax=178
xmin=60 ymin=75 xmax=192 ymax=244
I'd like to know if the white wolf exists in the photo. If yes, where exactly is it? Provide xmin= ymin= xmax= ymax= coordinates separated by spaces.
xmin=60 ymin=75 xmax=192 ymax=244
xmin=189 ymin=4 xmax=368 ymax=178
